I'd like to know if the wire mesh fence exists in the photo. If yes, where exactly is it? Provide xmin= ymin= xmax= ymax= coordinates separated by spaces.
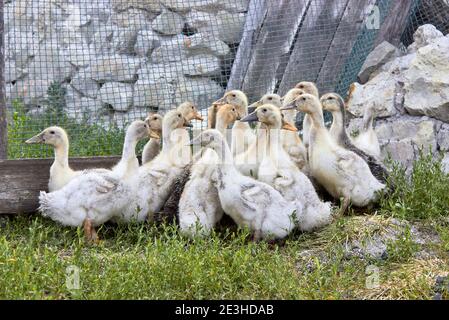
xmin=2 ymin=0 xmax=448 ymax=159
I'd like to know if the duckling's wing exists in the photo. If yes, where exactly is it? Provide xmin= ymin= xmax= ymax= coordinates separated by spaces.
xmin=240 ymin=183 xmax=272 ymax=210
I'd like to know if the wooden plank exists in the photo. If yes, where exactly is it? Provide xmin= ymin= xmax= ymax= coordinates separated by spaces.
xmin=240 ymin=0 xmax=310 ymax=102
xmin=226 ymin=0 xmax=269 ymax=90
xmin=278 ymin=0 xmax=350 ymax=95
xmin=0 ymin=156 xmax=121 ymax=214
xmin=316 ymin=0 xmax=377 ymax=94
xmin=374 ymin=0 xmax=413 ymax=47
xmin=0 ymin=0 xmax=7 ymax=159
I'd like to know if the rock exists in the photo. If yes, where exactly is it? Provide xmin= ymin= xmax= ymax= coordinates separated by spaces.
xmin=151 ymin=10 xmax=185 ymax=35
xmin=184 ymin=54 xmax=221 ymax=76
xmin=376 ymin=118 xmax=437 ymax=151
xmin=65 ymin=96 xmax=105 ymax=120
xmin=9 ymin=79 xmax=53 ymax=106
xmin=137 ymin=62 xmax=182 ymax=82
xmin=220 ymin=0 xmax=249 ymax=13
xmin=86 ymin=55 xmax=141 ymax=82
xmin=70 ymin=71 xmax=100 ymax=99
xmin=113 ymin=110 xmax=147 ymax=129
xmin=347 ymin=72 xmax=400 ymax=118
xmin=382 ymin=140 xmax=416 ymax=169
xmin=151 ymin=35 xmax=188 ymax=63
xmin=174 ymin=77 xmax=224 ymax=109
xmin=111 ymin=0 xmax=162 ymax=13
xmin=64 ymin=43 xmax=97 ymax=68
xmin=187 ymin=10 xmax=245 ymax=44
xmin=442 ymin=153 xmax=449 ymax=174
xmin=185 ymin=33 xmax=230 ymax=57
xmin=161 ymin=0 xmax=219 ymax=12
xmin=110 ymin=8 xmax=154 ymax=29
xmin=112 ymin=27 xmax=139 ymax=54
xmin=134 ymin=29 xmax=160 ymax=57
xmin=5 ymin=60 xmax=27 ymax=83
xmin=437 ymin=124 xmax=449 ymax=151
xmin=402 ymin=36 xmax=449 ymax=123
xmin=358 ymin=41 xmax=398 ymax=84
xmin=64 ymin=4 xmax=92 ymax=28
xmin=5 ymin=27 xmax=41 ymax=67
xmin=133 ymin=78 xmax=175 ymax=110
xmin=98 ymin=82 xmax=134 ymax=111
xmin=408 ymin=24 xmax=444 ymax=53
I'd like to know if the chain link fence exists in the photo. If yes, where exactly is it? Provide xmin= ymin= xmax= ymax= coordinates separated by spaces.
xmin=3 ymin=0 xmax=448 ymax=158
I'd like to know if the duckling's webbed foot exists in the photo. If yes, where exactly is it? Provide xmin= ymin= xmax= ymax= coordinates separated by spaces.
xmin=83 ymin=218 xmax=99 ymax=244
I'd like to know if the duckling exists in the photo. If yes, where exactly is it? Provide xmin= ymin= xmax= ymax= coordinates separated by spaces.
xmin=248 ymin=94 xmax=283 ymax=110
xmin=178 ymin=105 xmax=240 ymax=238
xmin=38 ymin=121 xmax=151 ymax=242
xmin=189 ymin=130 xmax=299 ymax=240
xmin=320 ymin=93 xmax=387 ymax=183
xmin=213 ymin=90 xmax=255 ymax=157
xmin=240 ymin=105 xmax=332 ymax=232
xmin=124 ymin=110 xmax=193 ymax=222
xmin=142 ymin=113 xmax=163 ymax=165
xmin=280 ymin=89 xmax=308 ymax=171
xmin=295 ymin=81 xmax=320 ymax=149
xmin=352 ymin=103 xmax=381 ymax=158
xmin=25 ymin=127 xmax=111 ymax=192
xmin=282 ymin=94 xmax=385 ymax=214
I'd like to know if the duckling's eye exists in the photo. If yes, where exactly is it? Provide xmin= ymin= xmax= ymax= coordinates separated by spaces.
xmin=191 ymin=106 xmax=194 ymax=109
xmin=302 ymin=97 xmax=306 ymax=101
xmin=268 ymin=97 xmax=273 ymax=100
xmin=299 ymin=85 xmax=304 ymax=89
xmin=232 ymin=108 xmax=236 ymax=112
xmin=178 ymin=114 xmax=181 ymax=118
xmin=262 ymin=108 xmax=267 ymax=112
xmin=232 ymin=94 xmax=236 ymax=98
xmin=50 ymin=131 xmax=55 ymax=135
xmin=153 ymin=117 xmax=157 ymax=120
xmin=328 ymin=97 xmax=334 ymax=100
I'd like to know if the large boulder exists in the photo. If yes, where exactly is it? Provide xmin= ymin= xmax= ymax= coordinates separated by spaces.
xmin=150 ymin=35 xmax=188 ymax=63
xmin=184 ymin=54 xmax=221 ymax=76
xmin=70 ymin=70 xmax=101 ymax=99
xmin=85 ymin=55 xmax=141 ymax=82
xmin=402 ymin=36 xmax=449 ymax=123
xmin=98 ymin=82 xmax=134 ymax=111
xmin=408 ymin=24 xmax=444 ymax=53
xmin=134 ymin=29 xmax=160 ymax=57
xmin=358 ymin=41 xmax=399 ymax=84
xmin=133 ymin=78 xmax=176 ymax=110
xmin=184 ymin=33 xmax=230 ymax=57
xmin=174 ymin=77 xmax=224 ymax=108
xmin=161 ymin=0 xmax=219 ymax=12
xmin=111 ymin=0 xmax=162 ymax=13
xmin=151 ymin=10 xmax=185 ymax=35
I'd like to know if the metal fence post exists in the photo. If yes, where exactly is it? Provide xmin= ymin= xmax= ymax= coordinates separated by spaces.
xmin=0 ymin=0 xmax=6 ymax=160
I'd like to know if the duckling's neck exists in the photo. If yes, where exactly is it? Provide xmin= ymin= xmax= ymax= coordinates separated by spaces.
xmin=260 ymin=124 xmax=283 ymax=159
xmin=121 ymin=134 xmax=138 ymax=162
xmin=308 ymin=109 xmax=326 ymax=130
xmin=330 ymin=110 xmax=344 ymax=138
xmin=162 ymin=126 xmax=175 ymax=152
xmin=53 ymin=142 xmax=70 ymax=169
xmin=216 ymin=118 xmax=231 ymax=135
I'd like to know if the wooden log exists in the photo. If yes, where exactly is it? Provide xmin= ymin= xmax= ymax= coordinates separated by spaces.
xmin=0 ymin=0 xmax=7 ymax=160
xmin=374 ymin=0 xmax=413 ymax=47
xmin=240 ymin=0 xmax=310 ymax=102
xmin=227 ymin=0 xmax=269 ymax=91
xmin=0 ymin=156 xmax=121 ymax=214
xmin=316 ymin=0 xmax=377 ymax=94
xmin=278 ymin=0 xmax=350 ymax=95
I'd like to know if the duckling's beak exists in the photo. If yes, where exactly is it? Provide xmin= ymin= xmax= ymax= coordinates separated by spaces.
xmin=240 ymin=110 xmax=259 ymax=123
xmin=281 ymin=120 xmax=298 ymax=132
xmin=25 ymin=132 xmax=44 ymax=144
xmin=193 ymin=111 xmax=204 ymax=121
xmin=280 ymin=101 xmax=296 ymax=111
xmin=149 ymin=130 xmax=160 ymax=140
xmin=213 ymin=97 xmax=226 ymax=106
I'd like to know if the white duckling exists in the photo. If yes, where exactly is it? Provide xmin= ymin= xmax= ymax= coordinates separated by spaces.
xmin=213 ymin=90 xmax=255 ymax=157
xmin=280 ymin=88 xmax=308 ymax=171
xmin=142 ymin=113 xmax=163 ymax=164
xmin=240 ymin=105 xmax=332 ymax=232
xmin=38 ymin=120 xmax=151 ymax=242
xmin=178 ymin=105 xmax=240 ymax=238
xmin=25 ymin=127 xmax=91 ymax=192
xmin=352 ymin=103 xmax=381 ymax=158
xmin=282 ymin=94 xmax=386 ymax=214
xmin=320 ymin=93 xmax=388 ymax=183
xmin=189 ymin=130 xmax=298 ymax=240
xmin=294 ymin=81 xmax=320 ymax=149
xmin=125 ymin=110 xmax=193 ymax=222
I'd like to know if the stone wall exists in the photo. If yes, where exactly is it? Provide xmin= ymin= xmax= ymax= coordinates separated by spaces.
xmin=4 ymin=0 xmax=248 ymax=126
xmin=347 ymin=24 xmax=449 ymax=173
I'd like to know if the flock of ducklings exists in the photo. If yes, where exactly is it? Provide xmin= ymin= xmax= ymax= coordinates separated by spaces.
xmin=26 ymin=81 xmax=388 ymax=243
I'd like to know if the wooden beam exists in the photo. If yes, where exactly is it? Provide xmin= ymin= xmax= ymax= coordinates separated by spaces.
xmin=316 ymin=0 xmax=377 ymax=94
xmin=227 ymin=0 xmax=269 ymax=91
xmin=374 ymin=0 xmax=413 ymax=47
xmin=240 ymin=0 xmax=310 ymax=102
xmin=0 ymin=0 xmax=7 ymax=159
xmin=0 ymin=157 xmax=121 ymax=214
xmin=278 ymin=0 xmax=350 ymax=95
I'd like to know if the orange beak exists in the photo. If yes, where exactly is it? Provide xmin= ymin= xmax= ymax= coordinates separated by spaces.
xmin=193 ymin=112 xmax=204 ymax=121
xmin=282 ymin=120 xmax=298 ymax=132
